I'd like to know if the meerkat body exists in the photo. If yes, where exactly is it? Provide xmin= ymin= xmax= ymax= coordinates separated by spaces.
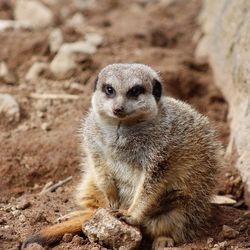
xmin=23 ymin=64 xmax=222 ymax=249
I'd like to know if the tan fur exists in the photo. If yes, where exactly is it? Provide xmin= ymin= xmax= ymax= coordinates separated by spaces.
xmin=23 ymin=64 xmax=222 ymax=249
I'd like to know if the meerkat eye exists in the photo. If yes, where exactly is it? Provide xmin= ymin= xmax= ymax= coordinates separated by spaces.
xmin=102 ymin=84 xmax=116 ymax=97
xmin=127 ymin=85 xmax=145 ymax=98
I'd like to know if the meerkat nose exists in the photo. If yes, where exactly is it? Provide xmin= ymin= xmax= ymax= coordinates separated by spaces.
xmin=113 ymin=107 xmax=125 ymax=117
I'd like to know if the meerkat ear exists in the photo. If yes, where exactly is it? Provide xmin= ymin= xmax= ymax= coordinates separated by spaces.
xmin=152 ymin=79 xmax=162 ymax=101
xmin=93 ymin=76 xmax=99 ymax=91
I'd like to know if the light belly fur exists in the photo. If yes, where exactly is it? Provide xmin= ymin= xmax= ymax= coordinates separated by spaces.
xmin=108 ymin=159 xmax=143 ymax=209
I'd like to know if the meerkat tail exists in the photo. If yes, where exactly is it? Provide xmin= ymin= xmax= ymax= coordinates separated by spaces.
xmin=22 ymin=210 xmax=94 ymax=248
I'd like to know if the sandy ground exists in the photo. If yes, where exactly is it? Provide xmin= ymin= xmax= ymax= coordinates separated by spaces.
xmin=0 ymin=0 xmax=249 ymax=249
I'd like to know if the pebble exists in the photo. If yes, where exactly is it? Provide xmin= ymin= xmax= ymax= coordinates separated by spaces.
xmin=0 ymin=61 xmax=16 ymax=84
xmin=14 ymin=0 xmax=54 ymax=28
xmin=85 ymin=33 xmax=103 ymax=47
xmin=243 ymin=211 xmax=250 ymax=218
xmin=16 ymin=199 xmax=31 ymax=210
xmin=25 ymin=62 xmax=49 ymax=82
xmin=41 ymin=122 xmax=51 ymax=131
xmin=50 ymin=41 xmax=96 ymax=79
xmin=66 ymin=12 xmax=86 ymax=33
xmin=11 ymin=210 xmax=21 ymax=216
xmin=25 ymin=243 xmax=45 ymax=250
xmin=0 ymin=20 xmax=32 ymax=31
xmin=19 ymin=214 xmax=26 ymax=223
xmin=62 ymin=233 xmax=73 ymax=243
xmin=0 ymin=93 xmax=20 ymax=122
xmin=71 ymin=235 xmax=85 ymax=245
xmin=220 ymin=225 xmax=239 ymax=239
xmin=49 ymin=28 xmax=64 ymax=54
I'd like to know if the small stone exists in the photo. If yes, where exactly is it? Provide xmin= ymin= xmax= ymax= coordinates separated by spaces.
xmin=74 ymin=0 xmax=96 ymax=11
xmin=68 ymin=82 xmax=84 ymax=94
xmin=71 ymin=235 xmax=85 ymax=245
xmin=62 ymin=233 xmax=73 ymax=243
xmin=11 ymin=210 xmax=21 ymax=216
xmin=25 ymin=243 xmax=45 ymax=250
xmin=0 ymin=20 xmax=32 ymax=31
xmin=211 ymin=195 xmax=236 ymax=205
xmin=82 ymin=208 xmax=142 ymax=250
xmin=50 ymin=41 xmax=96 ymax=79
xmin=85 ymin=33 xmax=103 ymax=47
xmin=16 ymin=199 xmax=31 ymax=210
xmin=207 ymin=237 xmax=214 ymax=247
xmin=243 ymin=211 xmax=250 ymax=218
xmin=14 ymin=0 xmax=54 ymax=28
xmin=49 ymin=28 xmax=64 ymax=54
xmin=25 ymin=62 xmax=49 ymax=82
xmin=218 ymin=241 xmax=229 ymax=248
xmin=19 ymin=214 xmax=26 ymax=223
xmin=41 ymin=122 xmax=51 ymax=131
xmin=66 ymin=12 xmax=86 ymax=33
xmin=0 ymin=93 xmax=20 ymax=122
xmin=0 ymin=61 xmax=16 ymax=84
xmin=220 ymin=225 xmax=239 ymax=240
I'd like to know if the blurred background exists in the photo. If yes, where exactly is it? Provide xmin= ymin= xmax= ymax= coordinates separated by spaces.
xmin=0 ymin=0 xmax=249 ymax=249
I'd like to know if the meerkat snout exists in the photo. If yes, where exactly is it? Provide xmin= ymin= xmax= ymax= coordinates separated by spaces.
xmin=92 ymin=63 xmax=162 ymax=123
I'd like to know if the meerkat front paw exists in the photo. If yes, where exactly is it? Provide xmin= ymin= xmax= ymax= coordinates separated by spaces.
xmin=112 ymin=209 xmax=141 ymax=226
xmin=152 ymin=236 xmax=175 ymax=250
xmin=108 ymin=198 xmax=120 ymax=209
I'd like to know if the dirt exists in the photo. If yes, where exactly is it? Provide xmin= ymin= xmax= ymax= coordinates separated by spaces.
xmin=0 ymin=0 xmax=249 ymax=249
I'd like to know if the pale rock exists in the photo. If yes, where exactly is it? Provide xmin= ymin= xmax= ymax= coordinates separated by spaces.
xmin=25 ymin=243 xmax=45 ymax=250
xmin=0 ymin=20 xmax=32 ymax=31
xmin=82 ymin=208 xmax=142 ymax=250
xmin=49 ymin=28 xmax=64 ymax=54
xmin=219 ymin=225 xmax=239 ymax=240
xmin=198 ymin=0 xmax=250 ymax=203
xmin=19 ymin=214 xmax=26 ymax=223
xmin=14 ymin=0 xmax=54 ymax=28
xmin=74 ymin=0 xmax=96 ymax=10
xmin=211 ymin=195 xmax=237 ymax=205
xmin=25 ymin=62 xmax=49 ymax=82
xmin=85 ymin=33 xmax=103 ymax=47
xmin=0 ymin=61 xmax=16 ymax=84
xmin=0 ymin=94 xmax=20 ymax=122
xmin=50 ymin=41 xmax=96 ymax=78
xmin=66 ymin=12 xmax=86 ymax=33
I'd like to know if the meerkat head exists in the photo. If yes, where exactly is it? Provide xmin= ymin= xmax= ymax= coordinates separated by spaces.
xmin=91 ymin=63 xmax=162 ymax=124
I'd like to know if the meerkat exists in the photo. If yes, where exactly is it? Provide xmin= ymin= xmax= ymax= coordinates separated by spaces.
xmin=23 ymin=63 xmax=222 ymax=249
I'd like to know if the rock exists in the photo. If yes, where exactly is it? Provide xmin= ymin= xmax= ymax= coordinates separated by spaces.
xmin=0 ymin=94 xmax=20 ymax=122
xmin=19 ymin=214 xmax=26 ymax=223
xmin=41 ymin=122 xmax=51 ymax=131
xmin=82 ymin=208 xmax=142 ymax=250
xmin=85 ymin=33 xmax=103 ymax=47
xmin=197 ymin=1 xmax=250 ymax=204
xmin=207 ymin=237 xmax=214 ymax=247
xmin=25 ymin=62 xmax=49 ymax=83
xmin=16 ymin=199 xmax=31 ymax=210
xmin=0 ymin=20 xmax=32 ymax=31
xmin=71 ymin=235 xmax=85 ymax=245
xmin=74 ymin=0 xmax=96 ymax=10
xmin=62 ymin=233 xmax=73 ymax=243
xmin=50 ymin=41 xmax=96 ymax=79
xmin=66 ymin=12 xmax=86 ymax=33
xmin=14 ymin=0 xmax=54 ymax=28
xmin=243 ymin=210 xmax=250 ymax=218
xmin=219 ymin=225 xmax=239 ymax=240
xmin=0 ymin=61 xmax=16 ymax=84
xmin=211 ymin=195 xmax=237 ymax=205
xmin=49 ymin=28 xmax=64 ymax=54
xmin=25 ymin=243 xmax=45 ymax=250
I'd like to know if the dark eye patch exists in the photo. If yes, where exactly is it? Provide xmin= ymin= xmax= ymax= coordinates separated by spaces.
xmin=127 ymin=85 xmax=145 ymax=98
xmin=102 ymin=84 xmax=116 ymax=98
